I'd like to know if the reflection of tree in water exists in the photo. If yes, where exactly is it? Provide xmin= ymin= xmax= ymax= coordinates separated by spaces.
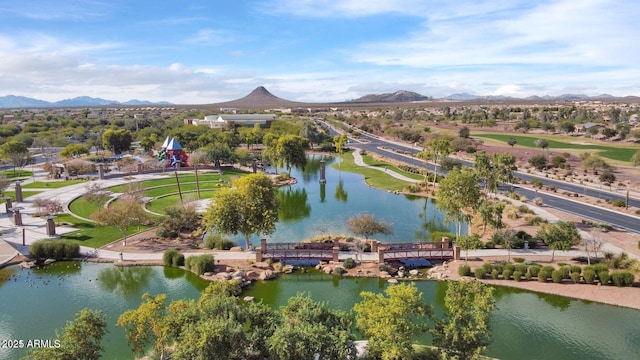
xmin=278 ymin=187 xmax=311 ymax=222
xmin=97 ymin=266 xmax=154 ymax=297
xmin=301 ymin=155 xmax=334 ymax=183
xmin=414 ymin=197 xmax=450 ymax=241
xmin=536 ymin=291 xmax=572 ymax=311
xmin=163 ymin=266 xmax=185 ymax=279
xmin=334 ymin=179 xmax=348 ymax=202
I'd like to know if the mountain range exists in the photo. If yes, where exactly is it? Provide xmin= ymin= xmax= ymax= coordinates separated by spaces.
xmin=0 ymin=95 xmax=171 ymax=108
xmin=2 ymin=88 xmax=639 ymax=109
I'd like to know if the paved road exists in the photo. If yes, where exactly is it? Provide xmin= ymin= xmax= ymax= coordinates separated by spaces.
xmin=320 ymin=120 xmax=640 ymax=233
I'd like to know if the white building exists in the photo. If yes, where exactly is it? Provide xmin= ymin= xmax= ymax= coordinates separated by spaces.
xmin=186 ymin=114 xmax=275 ymax=128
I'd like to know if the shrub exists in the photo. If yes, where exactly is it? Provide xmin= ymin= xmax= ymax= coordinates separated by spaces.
xmin=594 ymin=263 xmax=609 ymax=273
xmin=493 ymin=263 xmax=505 ymax=274
xmin=204 ymin=233 xmax=235 ymax=250
xmin=612 ymin=199 xmax=625 ymax=208
xmin=491 ymin=269 xmax=500 ymax=279
xmin=513 ymin=257 xmax=525 ymax=263
xmin=537 ymin=271 xmax=550 ymax=283
xmin=557 ymin=266 xmax=571 ymax=279
xmin=484 ymin=241 xmax=495 ymax=249
xmin=570 ymin=265 xmax=582 ymax=274
xmin=513 ymin=271 xmax=523 ymax=282
xmin=481 ymin=263 xmax=493 ymax=273
xmin=185 ymin=254 xmax=215 ymax=275
xmin=343 ymin=258 xmax=356 ymax=269
xmin=570 ymin=272 xmax=581 ymax=284
xmin=516 ymin=264 xmax=528 ymax=274
xmin=502 ymin=269 xmax=512 ymax=280
xmin=163 ymin=249 xmax=181 ymax=267
xmin=505 ymin=263 xmax=516 ymax=272
xmin=173 ymin=253 xmax=185 ymax=267
xmin=583 ymin=269 xmax=596 ymax=284
xmin=551 ymin=270 xmax=563 ymax=283
xmin=458 ymin=264 xmax=471 ymax=277
xmin=542 ymin=265 xmax=555 ymax=274
xmin=529 ymin=265 xmax=542 ymax=277
xmin=378 ymin=263 xmax=390 ymax=272
xmin=474 ymin=268 xmax=486 ymax=279
xmin=597 ymin=271 xmax=610 ymax=285
xmin=518 ymin=204 xmax=533 ymax=214
xmin=30 ymin=240 xmax=80 ymax=259
xmin=332 ymin=267 xmax=345 ymax=276
xmin=611 ymin=271 xmax=634 ymax=287
xmin=525 ymin=272 xmax=533 ymax=281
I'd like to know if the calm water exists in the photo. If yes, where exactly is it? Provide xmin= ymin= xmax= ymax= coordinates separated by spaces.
xmin=232 ymin=155 xmax=462 ymax=247
xmin=2 ymin=263 xmax=639 ymax=360
xmin=244 ymin=271 xmax=640 ymax=360
xmin=0 ymin=262 xmax=208 ymax=360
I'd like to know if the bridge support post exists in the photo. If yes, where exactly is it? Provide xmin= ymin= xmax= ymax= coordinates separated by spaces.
xmin=256 ymin=248 xmax=263 ymax=262
xmin=98 ymin=164 xmax=105 ymax=179
xmin=370 ymin=240 xmax=378 ymax=253
xmin=377 ymin=250 xmax=384 ymax=263
xmin=332 ymin=246 xmax=339 ymax=262
xmin=453 ymin=246 xmax=461 ymax=261
xmin=441 ymin=236 xmax=449 ymax=249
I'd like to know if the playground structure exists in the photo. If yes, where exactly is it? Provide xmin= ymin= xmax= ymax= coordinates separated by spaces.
xmin=157 ymin=136 xmax=189 ymax=168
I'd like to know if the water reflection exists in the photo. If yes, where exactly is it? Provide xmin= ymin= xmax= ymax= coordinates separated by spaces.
xmin=278 ymin=187 xmax=311 ymax=222
xmin=334 ymin=178 xmax=348 ymax=202
xmin=301 ymin=155 xmax=335 ymax=183
xmin=319 ymin=182 xmax=326 ymax=202
xmin=97 ymin=266 xmax=155 ymax=297
xmin=415 ymin=198 xmax=451 ymax=241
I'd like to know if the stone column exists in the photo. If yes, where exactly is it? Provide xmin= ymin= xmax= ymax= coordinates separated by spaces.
xmin=97 ymin=164 xmax=105 ymax=179
xmin=4 ymin=197 xmax=12 ymax=214
xmin=137 ymin=163 xmax=143 ymax=173
xmin=453 ymin=246 xmax=461 ymax=261
xmin=319 ymin=160 xmax=326 ymax=183
xmin=13 ymin=208 xmax=23 ymax=226
xmin=260 ymin=238 xmax=268 ymax=251
xmin=252 ymin=159 xmax=257 ymax=174
xmin=15 ymin=182 xmax=23 ymax=202
xmin=441 ymin=236 xmax=449 ymax=249
xmin=332 ymin=246 xmax=339 ymax=262
xmin=255 ymin=248 xmax=263 ymax=262
xmin=45 ymin=216 xmax=56 ymax=236
xmin=377 ymin=249 xmax=385 ymax=263
xmin=370 ymin=240 xmax=378 ymax=253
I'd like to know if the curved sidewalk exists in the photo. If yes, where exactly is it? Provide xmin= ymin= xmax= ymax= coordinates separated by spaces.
xmin=351 ymin=148 xmax=421 ymax=183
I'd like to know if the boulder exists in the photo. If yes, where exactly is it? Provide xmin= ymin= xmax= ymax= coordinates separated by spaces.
xmin=246 ymin=271 xmax=261 ymax=280
xmin=44 ymin=259 xmax=56 ymax=265
xmin=388 ymin=278 xmax=399 ymax=284
xmin=323 ymin=266 xmax=333 ymax=274
xmin=409 ymin=269 xmax=419 ymax=276
xmin=229 ymin=246 xmax=243 ymax=252
xmin=253 ymin=262 xmax=271 ymax=270
xmin=283 ymin=265 xmax=294 ymax=274
xmin=231 ymin=270 xmax=244 ymax=278
xmin=260 ymin=270 xmax=276 ymax=280
xmin=216 ymin=272 xmax=230 ymax=280
xmin=203 ymin=272 xmax=214 ymax=277
xmin=244 ymin=296 xmax=254 ymax=302
xmin=379 ymin=271 xmax=391 ymax=278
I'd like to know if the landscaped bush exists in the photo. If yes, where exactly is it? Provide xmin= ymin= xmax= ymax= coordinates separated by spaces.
xmin=491 ymin=269 xmax=500 ymax=279
xmin=204 ymin=233 xmax=235 ymax=250
xmin=594 ymin=263 xmax=609 ymax=273
xmin=378 ymin=263 xmax=390 ymax=272
xmin=551 ymin=270 xmax=563 ymax=283
xmin=332 ymin=267 xmax=346 ymax=276
xmin=484 ymin=240 xmax=496 ymax=249
xmin=516 ymin=263 xmax=528 ymax=274
xmin=525 ymin=272 xmax=533 ymax=281
xmin=474 ymin=268 xmax=485 ymax=279
xmin=481 ymin=263 xmax=493 ymax=273
xmin=163 ymin=249 xmax=184 ymax=267
xmin=430 ymin=231 xmax=455 ymax=243
xmin=611 ymin=199 xmax=625 ymax=208
xmin=583 ymin=269 xmax=596 ymax=284
xmin=542 ymin=265 xmax=555 ymax=274
xmin=513 ymin=271 xmax=523 ymax=282
xmin=537 ymin=271 xmax=550 ymax=283
xmin=513 ymin=257 xmax=525 ymax=263
xmin=493 ymin=263 xmax=505 ymax=274
xmin=30 ymin=240 xmax=80 ymax=259
xmin=567 ymin=272 xmax=580 ymax=284
xmin=611 ymin=271 xmax=634 ymax=287
xmin=570 ymin=265 xmax=582 ymax=274
xmin=185 ymin=254 xmax=215 ymax=275
xmin=502 ymin=269 xmax=512 ymax=280
xmin=529 ymin=265 xmax=542 ymax=277
xmin=597 ymin=271 xmax=610 ymax=285
xmin=343 ymin=257 xmax=356 ymax=269
xmin=505 ymin=263 xmax=516 ymax=272
xmin=458 ymin=264 xmax=471 ymax=276
xmin=557 ymin=266 xmax=571 ymax=279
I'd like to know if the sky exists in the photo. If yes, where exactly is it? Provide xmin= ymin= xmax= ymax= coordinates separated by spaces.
xmin=1 ymin=0 xmax=640 ymax=104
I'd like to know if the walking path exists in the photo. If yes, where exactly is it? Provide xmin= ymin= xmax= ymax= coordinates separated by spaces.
xmin=351 ymin=148 xmax=421 ymax=183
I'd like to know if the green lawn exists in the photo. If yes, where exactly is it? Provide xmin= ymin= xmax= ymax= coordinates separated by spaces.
xmin=107 ymin=170 xmax=245 ymax=193
xmin=58 ymin=213 xmax=152 ymax=248
xmin=2 ymin=190 xmax=42 ymax=202
xmin=361 ymin=154 xmax=425 ymax=181
xmin=333 ymin=152 xmax=414 ymax=191
xmin=473 ymin=133 xmax=639 ymax=162
xmin=23 ymin=180 xmax=86 ymax=189
xmin=68 ymin=197 xmax=104 ymax=219
xmin=146 ymin=191 xmax=215 ymax=214
xmin=0 ymin=170 xmax=33 ymax=179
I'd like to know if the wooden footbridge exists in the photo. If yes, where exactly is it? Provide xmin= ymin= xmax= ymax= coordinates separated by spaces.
xmin=256 ymin=238 xmax=458 ymax=264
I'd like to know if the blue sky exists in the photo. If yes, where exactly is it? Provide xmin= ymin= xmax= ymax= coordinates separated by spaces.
xmin=1 ymin=0 xmax=639 ymax=104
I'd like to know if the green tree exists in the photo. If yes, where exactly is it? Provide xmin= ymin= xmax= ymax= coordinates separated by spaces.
xmin=0 ymin=140 xmax=32 ymax=173
xmin=458 ymin=126 xmax=470 ymax=138
xmin=507 ymin=137 xmax=517 ymax=147
xmin=204 ymin=142 xmax=235 ymax=170
xmin=534 ymin=138 xmax=549 ymax=153
xmin=204 ymin=173 xmax=279 ymax=250
xmin=347 ymin=213 xmax=393 ymax=240
xmin=117 ymin=294 xmax=169 ymax=359
xmin=268 ymin=293 xmax=357 ymax=360
xmin=25 ymin=308 xmax=108 ymax=360
xmin=276 ymin=134 xmax=310 ymax=175
xmin=354 ymin=283 xmax=432 ymax=360
xmin=60 ymin=143 xmax=90 ymax=157
xmin=333 ymin=134 xmax=348 ymax=161
xmin=599 ymin=168 xmax=616 ymax=186
xmin=432 ymin=280 xmax=496 ymax=360
xmin=92 ymin=195 xmax=151 ymax=246
xmin=430 ymin=137 xmax=452 ymax=187
xmin=536 ymin=221 xmax=581 ymax=261
xmin=528 ymin=154 xmax=548 ymax=170
xmin=457 ymin=234 xmax=482 ymax=261
xmin=436 ymin=167 xmax=481 ymax=238
xmin=558 ymin=120 xmax=576 ymax=134
xmin=102 ymin=128 xmax=133 ymax=154
xmin=473 ymin=150 xmax=495 ymax=195
xmin=492 ymin=152 xmax=517 ymax=191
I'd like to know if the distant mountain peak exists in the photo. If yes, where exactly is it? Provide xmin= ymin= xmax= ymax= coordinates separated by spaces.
xmin=350 ymin=90 xmax=432 ymax=103
xmin=0 ymin=95 xmax=171 ymax=108
xmin=212 ymin=86 xmax=303 ymax=108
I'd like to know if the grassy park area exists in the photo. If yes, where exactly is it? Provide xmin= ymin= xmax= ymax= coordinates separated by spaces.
xmin=474 ymin=133 xmax=639 ymax=162
xmin=333 ymin=151 xmax=418 ymax=191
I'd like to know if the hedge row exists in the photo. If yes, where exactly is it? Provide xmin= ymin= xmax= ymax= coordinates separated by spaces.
xmin=30 ymin=240 xmax=80 ymax=259
xmin=471 ymin=262 xmax=635 ymax=287
xmin=162 ymin=249 xmax=185 ymax=267
xmin=185 ymin=254 xmax=215 ymax=275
